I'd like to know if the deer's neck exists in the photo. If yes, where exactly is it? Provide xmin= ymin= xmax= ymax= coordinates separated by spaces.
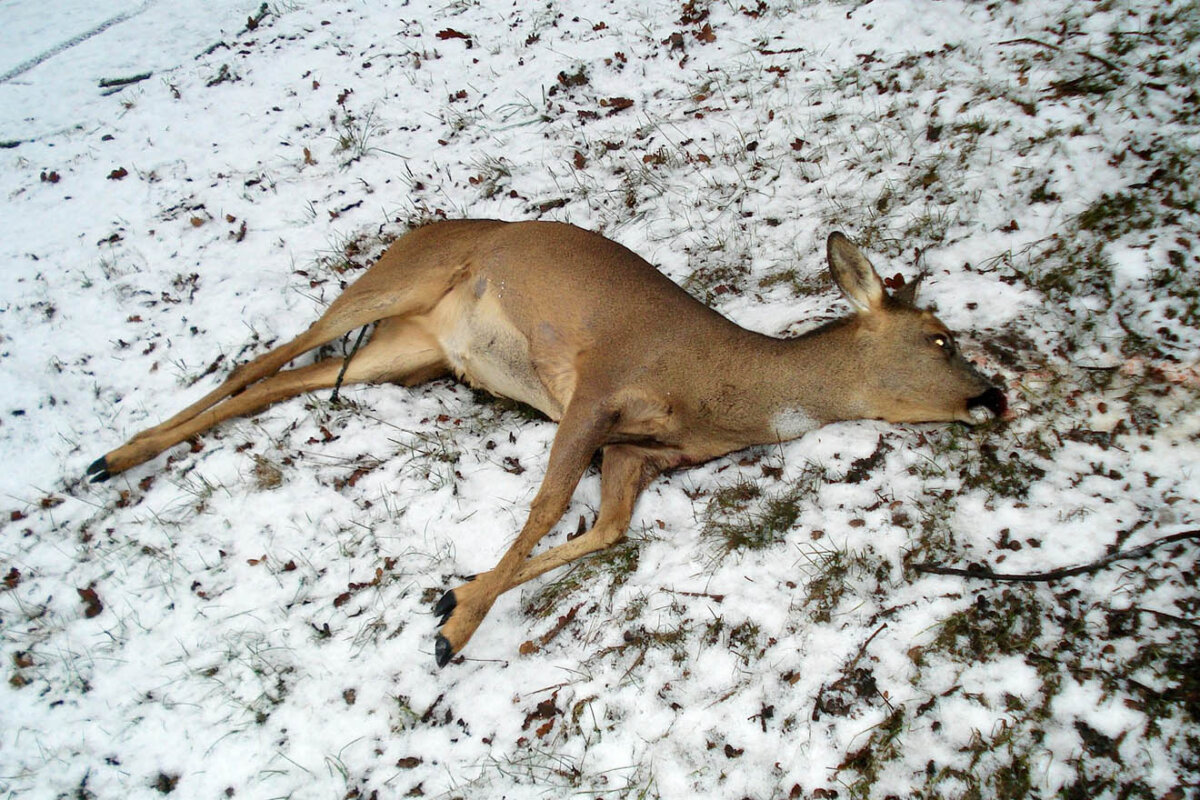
xmin=714 ymin=318 xmax=870 ymax=445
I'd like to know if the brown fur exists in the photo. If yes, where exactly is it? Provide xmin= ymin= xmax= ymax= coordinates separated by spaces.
xmin=89 ymin=220 xmax=1004 ymax=666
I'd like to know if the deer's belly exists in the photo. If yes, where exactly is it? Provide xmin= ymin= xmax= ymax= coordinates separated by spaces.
xmin=425 ymin=282 xmax=564 ymax=420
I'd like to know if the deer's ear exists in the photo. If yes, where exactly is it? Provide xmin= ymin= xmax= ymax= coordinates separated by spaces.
xmin=827 ymin=232 xmax=885 ymax=313
xmin=893 ymin=272 xmax=924 ymax=307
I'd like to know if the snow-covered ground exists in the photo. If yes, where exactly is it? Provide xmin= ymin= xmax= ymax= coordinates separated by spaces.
xmin=2 ymin=1 xmax=1197 ymax=797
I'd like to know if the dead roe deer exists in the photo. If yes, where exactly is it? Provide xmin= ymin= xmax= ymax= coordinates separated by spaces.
xmin=88 ymin=220 xmax=1006 ymax=666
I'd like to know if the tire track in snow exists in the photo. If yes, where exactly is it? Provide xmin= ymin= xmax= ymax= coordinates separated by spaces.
xmin=0 ymin=1 xmax=158 ymax=84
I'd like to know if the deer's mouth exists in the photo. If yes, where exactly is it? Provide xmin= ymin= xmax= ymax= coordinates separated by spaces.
xmin=966 ymin=387 xmax=1008 ymax=422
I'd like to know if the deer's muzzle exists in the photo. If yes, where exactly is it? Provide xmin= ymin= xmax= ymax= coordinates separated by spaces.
xmin=967 ymin=386 xmax=1007 ymax=420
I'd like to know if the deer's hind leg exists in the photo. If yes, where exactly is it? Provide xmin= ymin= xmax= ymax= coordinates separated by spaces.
xmin=87 ymin=225 xmax=484 ymax=482
xmin=89 ymin=317 xmax=448 ymax=480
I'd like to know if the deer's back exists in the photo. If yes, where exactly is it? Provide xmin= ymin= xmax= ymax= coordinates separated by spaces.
xmin=402 ymin=221 xmax=745 ymax=424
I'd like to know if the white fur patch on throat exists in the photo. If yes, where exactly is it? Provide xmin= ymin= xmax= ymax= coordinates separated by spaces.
xmin=770 ymin=406 xmax=819 ymax=440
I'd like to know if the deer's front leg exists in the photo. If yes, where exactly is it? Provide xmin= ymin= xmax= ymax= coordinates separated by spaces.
xmin=433 ymin=399 xmax=617 ymax=667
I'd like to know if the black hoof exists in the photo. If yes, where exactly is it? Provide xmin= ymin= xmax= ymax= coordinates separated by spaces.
xmin=435 ymin=635 xmax=455 ymax=668
xmin=86 ymin=457 xmax=111 ymax=483
xmin=433 ymin=590 xmax=456 ymax=625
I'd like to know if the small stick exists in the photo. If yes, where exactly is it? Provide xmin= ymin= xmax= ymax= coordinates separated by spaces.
xmin=996 ymin=37 xmax=1120 ymax=72
xmin=912 ymin=530 xmax=1200 ymax=584
xmin=98 ymin=72 xmax=152 ymax=89
xmin=330 ymin=325 xmax=369 ymax=404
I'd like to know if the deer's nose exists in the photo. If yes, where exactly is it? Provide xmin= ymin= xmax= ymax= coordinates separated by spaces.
xmin=967 ymin=386 xmax=1007 ymax=418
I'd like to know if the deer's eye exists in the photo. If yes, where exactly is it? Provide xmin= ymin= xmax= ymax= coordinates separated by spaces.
xmin=929 ymin=333 xmax=951 ymax=350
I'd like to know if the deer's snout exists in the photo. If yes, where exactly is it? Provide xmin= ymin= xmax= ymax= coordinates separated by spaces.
xmin=967 ymin=386 xmax=1007 ymax=420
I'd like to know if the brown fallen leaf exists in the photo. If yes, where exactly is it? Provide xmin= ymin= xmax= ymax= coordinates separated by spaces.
xmin=78 ymin=585 xmax=103 ymax=618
